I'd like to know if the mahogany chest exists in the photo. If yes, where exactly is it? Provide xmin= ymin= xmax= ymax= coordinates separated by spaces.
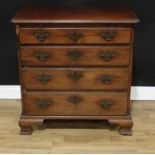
xmin=12 ymin=5 xmax=139 ymax=135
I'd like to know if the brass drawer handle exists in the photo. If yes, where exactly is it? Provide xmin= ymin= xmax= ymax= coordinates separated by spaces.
xmin=99 ymin=51 xmax=116 ymax=61
xmin=33 ymin=28 xmax=49 ymax=42
xmin=37 ymin=74 xmax=52 ymax=84
xmin=67 ymin=96 xmax=83 ymax=104
xmin=66 ymin=72 xmax=83 ymax=82
xmin=67 ymin=50 xmax=83 ymax=60
xmin=98 ymin=99 xmax=113 ymax=109
xmin=68 ymin=32 xmax=83 ymax=42
xmin=100 ymin=75 xmax=114 ymax=84
xmin=35 ymin=51 xmax=49 ymax=61
xmin=101 ymin=31 xmax=117 ymax=41
xmin=37 ymin=99 xmax=54 ymax=109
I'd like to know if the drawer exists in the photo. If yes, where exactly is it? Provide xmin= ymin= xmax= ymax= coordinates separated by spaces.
xmin=20 ymin=46 xmax=130 ymax=66
xmin=21 ymin=68 xmax=128 ymax=90
xmin=23 ymin=91 xmax=128 ymax=116
xmin=19 ymin=27 xmax=131 ymax=45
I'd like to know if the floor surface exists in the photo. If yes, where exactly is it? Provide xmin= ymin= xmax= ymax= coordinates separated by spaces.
xmin=0 ymin=100 xmax=154 ymax=153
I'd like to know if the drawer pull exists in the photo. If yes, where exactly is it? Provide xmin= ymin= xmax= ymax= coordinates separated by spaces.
xmin=99 ymin=99 xmax=113 ymax=109
xmin=37 ymin=74 xmax=52 ymax=84
xmin=35 ymin=51 xmax=49 ymax=61
xmin=68 ymin=32 xmax=83 ymax=42
xmin=33 ymin=29 xmax=49 ymax=42
xmin=67 ymin=96 xmax=83 ymax=104
xmin=100 ymin=75 xmax=114 ymax=84
xmin=101 ymin=31 xmax=117 ymax=41
xmin=37 ymin=99 xmax=54 ymax=109
xmin=66 ymin=72 xmax=83 ymax=82
xmin=99 ymin=51 xmax=116 ymax=61
xmin=67 ymin=50 xmax=83 ymax=60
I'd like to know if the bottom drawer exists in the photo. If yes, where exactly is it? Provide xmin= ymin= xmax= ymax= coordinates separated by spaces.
xmin=23 ymin=92 xmax=128 ymax=116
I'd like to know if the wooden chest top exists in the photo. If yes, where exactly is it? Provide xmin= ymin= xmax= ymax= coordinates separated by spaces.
xmin=12 ymin=5 xmax=139 ymax=24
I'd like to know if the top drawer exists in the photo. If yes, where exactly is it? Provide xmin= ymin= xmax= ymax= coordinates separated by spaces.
xmin=19 ymin=27 xmax=131 ymax=45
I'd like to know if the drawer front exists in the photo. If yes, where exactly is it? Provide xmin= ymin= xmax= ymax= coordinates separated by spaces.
xmin=19 ymin=28 xmax=131 ymax=44
xmin=23 ymin=91 xmax=128 ymax=116
xmin=21 ymin=47 xmax=130 ymax=66
xmin=21 ymin=68 xmax=128 ymax=90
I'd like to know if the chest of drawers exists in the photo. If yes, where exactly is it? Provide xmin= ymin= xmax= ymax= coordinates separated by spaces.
xmin=12 ymin=5 xmax=139 ymax=135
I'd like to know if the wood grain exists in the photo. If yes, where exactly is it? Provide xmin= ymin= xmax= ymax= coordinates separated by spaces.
xmin=11 ymin=5 xmax=139 ymax=24
xmin=23 ymin=91 xmax=128 ymax=116
xmin=21 ymin=68 xmax=129 ymax=90
xmin=19 ymin=27 xmax=131 ymax=45
xmin=20 ymin=46 xmax=130 ymax=66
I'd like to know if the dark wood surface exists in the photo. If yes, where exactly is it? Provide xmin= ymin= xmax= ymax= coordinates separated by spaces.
xmin=12 ymin=5 xmax=139 ymax=24
xmin=23 ymin=91 xmax=128 ymax=116
xmin=21 ymin=68 xmax=128 ymax=90
xmin=19 ymin=27 xmax=131 ymax=44
xmin=12 ymin=5 xmax=139 ymax=135
xmin=20 ymin=46 xmax=130 ymax=66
